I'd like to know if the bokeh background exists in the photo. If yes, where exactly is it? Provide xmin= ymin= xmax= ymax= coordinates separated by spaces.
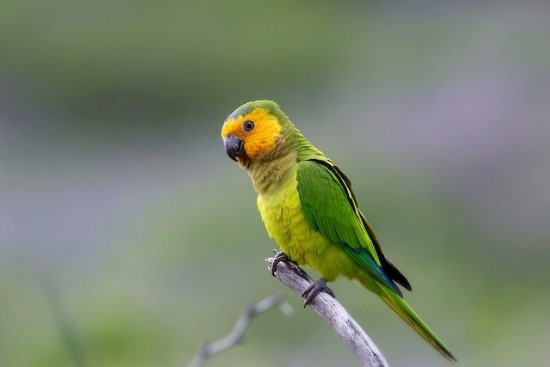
xmin=1 ymin=1 xmax=549 ymax=366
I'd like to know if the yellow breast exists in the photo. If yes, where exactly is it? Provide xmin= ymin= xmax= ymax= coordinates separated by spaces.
xmin=256 ymin=169 xmax=327 ymax=265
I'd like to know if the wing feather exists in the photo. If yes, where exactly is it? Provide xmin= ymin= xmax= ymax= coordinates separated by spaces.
xmin=296 ymin=160 xmax=402 ymax=295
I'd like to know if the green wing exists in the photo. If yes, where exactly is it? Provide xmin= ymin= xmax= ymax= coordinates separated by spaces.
xmin=296 ymin=159 xmax=402 ymax=296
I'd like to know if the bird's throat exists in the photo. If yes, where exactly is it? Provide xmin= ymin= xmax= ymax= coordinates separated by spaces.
xmin=247 ymin=152 xmax=297 ymax=195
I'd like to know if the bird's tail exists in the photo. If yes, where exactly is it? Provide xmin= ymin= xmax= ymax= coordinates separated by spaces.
xmin=376 ymin=285 xmax=458 ymax=361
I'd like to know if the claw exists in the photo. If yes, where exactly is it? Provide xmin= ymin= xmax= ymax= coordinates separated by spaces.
xmin=271 ymin=251 xmax=290 ymax=276
xmin=301 ymin=278 xmax=335 ymax=307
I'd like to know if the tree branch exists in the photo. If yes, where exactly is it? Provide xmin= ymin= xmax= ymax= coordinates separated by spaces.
xmin=188 ymin=294 xmax=293 ymax=367
xmin=267 ymin=257 xmax=389 ymax=367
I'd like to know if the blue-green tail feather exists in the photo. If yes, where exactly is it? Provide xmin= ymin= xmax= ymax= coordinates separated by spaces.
xmin=342 ymin=246 xmax=403 ymax=296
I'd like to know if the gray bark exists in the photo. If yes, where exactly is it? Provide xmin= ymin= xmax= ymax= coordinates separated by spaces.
xmin=268 ymin=257 xmax=389 ymax=367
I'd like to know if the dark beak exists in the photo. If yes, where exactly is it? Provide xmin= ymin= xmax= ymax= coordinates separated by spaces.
xmin=224 ymin=135 xmax=245 ymax=161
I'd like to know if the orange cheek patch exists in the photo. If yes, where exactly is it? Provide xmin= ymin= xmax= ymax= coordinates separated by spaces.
xmin=220 ymin=118 xmax=243 ymax=139
xmin=221 ymin=108 xmax=282 ymax=159
xmin=242 ymin=109 xmax=281 ymax=159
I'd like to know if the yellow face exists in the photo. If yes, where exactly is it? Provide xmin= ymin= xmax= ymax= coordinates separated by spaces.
xmin=221 ymin=107 xmax=282 ymax=163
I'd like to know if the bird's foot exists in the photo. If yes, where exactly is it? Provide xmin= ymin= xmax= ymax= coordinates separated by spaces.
xmin=271 ymin=250 xmax=306 ymax=278
xmin=271 ymin=251 xmax=290 ymax=276
xmin=301 ymin=278 xmax=335 ymax=307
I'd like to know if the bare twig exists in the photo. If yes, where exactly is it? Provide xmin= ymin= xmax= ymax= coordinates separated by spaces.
xmin=267 ymin=257 xmax=389 ymax=367
xmin=188 ymin=294 xmax=293 ymax=367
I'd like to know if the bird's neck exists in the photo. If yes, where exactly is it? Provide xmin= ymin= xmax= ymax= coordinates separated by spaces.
xmin=247 ymin=151 xmax=297 ymax=195
xmin=245 ymin=125 xmax=325 ymax=195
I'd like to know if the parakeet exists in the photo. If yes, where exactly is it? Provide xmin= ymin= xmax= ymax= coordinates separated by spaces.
xmin=220 ymin=100 xmax=457 ymax=361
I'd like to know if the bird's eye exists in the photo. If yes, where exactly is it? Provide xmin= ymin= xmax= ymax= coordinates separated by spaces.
xmin=243 ymin=120 xmax=254 ymax=132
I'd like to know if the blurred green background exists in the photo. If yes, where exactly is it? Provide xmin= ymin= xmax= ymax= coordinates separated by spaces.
xmin=1 ymin=1 xmax=549 ymax=366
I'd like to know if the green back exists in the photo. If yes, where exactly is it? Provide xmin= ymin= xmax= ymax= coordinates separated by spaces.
xmin=296 ymin=160 xmax=402 ymax=296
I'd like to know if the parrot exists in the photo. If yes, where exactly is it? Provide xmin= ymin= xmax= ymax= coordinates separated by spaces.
xmin=220 ymin=99 xmax=457 ymax=361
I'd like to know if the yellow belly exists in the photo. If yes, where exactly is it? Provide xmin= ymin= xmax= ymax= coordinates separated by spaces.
xmin=256 ymin=171 xmax=355 ymax=281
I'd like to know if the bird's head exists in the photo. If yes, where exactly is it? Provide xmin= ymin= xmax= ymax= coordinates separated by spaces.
xmin=221 ymin=100 xmax=288 ymax=167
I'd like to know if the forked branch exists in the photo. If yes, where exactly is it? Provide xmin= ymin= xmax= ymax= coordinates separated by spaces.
xmin=189 ymin=257 xmax=389 ymax=367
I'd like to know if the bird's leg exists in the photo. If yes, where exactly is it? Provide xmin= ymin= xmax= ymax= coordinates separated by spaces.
xmin=271 ymin=250 xmax=311 ymax=281
xmin=301 ymin=278 xmax=335 ymax=307
xmin=271 ymin=250 xmax=291 ymax=276
xmin=271 ymin=250 xmax=307 ymax=277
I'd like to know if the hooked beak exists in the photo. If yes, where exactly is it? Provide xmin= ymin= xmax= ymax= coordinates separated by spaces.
xmin=224 ymin=134 xmax=246 ymax=161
